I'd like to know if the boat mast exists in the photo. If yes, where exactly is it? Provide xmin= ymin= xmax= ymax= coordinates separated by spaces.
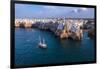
xmin=39 ymin=36 xmax=41 ymax=43
xmin=43 ymin=38 xmax=45 ymax=44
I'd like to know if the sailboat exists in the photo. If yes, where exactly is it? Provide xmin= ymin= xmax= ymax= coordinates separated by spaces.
xmin=38 ymin=36 xmax=47 ymax=48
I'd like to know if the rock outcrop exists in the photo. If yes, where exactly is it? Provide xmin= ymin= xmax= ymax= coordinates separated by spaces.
xmin=15 ymin=18 xmax=94 ymax=41
xmin=88 ymin=29 xmax=95 ymax=39
xmin=15 ymin=22 xmax=20 ymax=27
xmin=24 ymin=22 xmax=32 ymax=28
xmin=60 ymin=30 xmax=69 ymax=39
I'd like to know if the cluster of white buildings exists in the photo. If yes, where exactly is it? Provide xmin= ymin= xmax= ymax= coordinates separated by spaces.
xmin=15 ymin=18 xmax=59 ymax=24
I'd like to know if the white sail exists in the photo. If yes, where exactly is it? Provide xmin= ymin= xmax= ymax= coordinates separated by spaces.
xmin=38 ymin=36 xmax=47 ymax=48
xmin=39 ymin=36 xmax=41 ymax=42
xmin=43 ymin=38 xmax=45 ymax=44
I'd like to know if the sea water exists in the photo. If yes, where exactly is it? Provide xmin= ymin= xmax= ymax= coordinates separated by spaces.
xmin=15 ymin=28 xmax=95 ymax=67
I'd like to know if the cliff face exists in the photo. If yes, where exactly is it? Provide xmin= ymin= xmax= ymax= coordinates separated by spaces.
xmin=15 ymin=22 xmax=32 ymax=28
xmin=60 ymin=30 xmax=69 ymax=39
xmin=24 ymin=22 xmax=32 ymax=28
xmin=73 ymin=30 xmax=83 ymax=40
xmin=58 ymin=20 xmax=83 ymax=40
xmin=15 ymin=22 xmax=20 ymax=27
xmin=15 ymin=18 xmax=94 ymax=40
xmin=59 ymin=30 xmax=83 ymax=40
xmin=56 ymin=27 xmax=83 ymax=40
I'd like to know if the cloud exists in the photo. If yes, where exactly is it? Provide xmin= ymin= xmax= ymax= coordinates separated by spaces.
xmin=15 ymin=4 xmax=94 ymax=18
xmin=43 ymin=6 xmax=57 ymax=9
xmin=72 ymin=8 xmax=88 ymax=13
xmin=80 ymin=8 xmax=88 ymax=11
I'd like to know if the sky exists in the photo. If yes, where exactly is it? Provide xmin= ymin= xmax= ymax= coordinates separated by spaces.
xmin=15 ymin=4 xmax=95 ymax=19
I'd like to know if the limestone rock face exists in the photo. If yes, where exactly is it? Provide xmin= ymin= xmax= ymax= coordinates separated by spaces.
xmin=68 ymin=29 xmax=83 ymax=40
xmin=14 ymin=18 xmax=86 ymax=41
xmin=60 ymin=30 xmax=69 ymax=39
xmin=55 ymin=30 xmax=62 ymax=36
xmin=15 ymin=22 xmax=20 ymax=27
xmin=24 ymin=22 xmax=32 ymax=28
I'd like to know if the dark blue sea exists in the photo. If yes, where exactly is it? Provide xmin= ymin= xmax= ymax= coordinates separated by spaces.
xmin=15 ymin=28 xmax=95 ymax=67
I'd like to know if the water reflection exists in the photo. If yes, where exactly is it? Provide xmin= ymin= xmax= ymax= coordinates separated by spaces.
xmin=60 ymin=38 xmax=82 ymax=48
